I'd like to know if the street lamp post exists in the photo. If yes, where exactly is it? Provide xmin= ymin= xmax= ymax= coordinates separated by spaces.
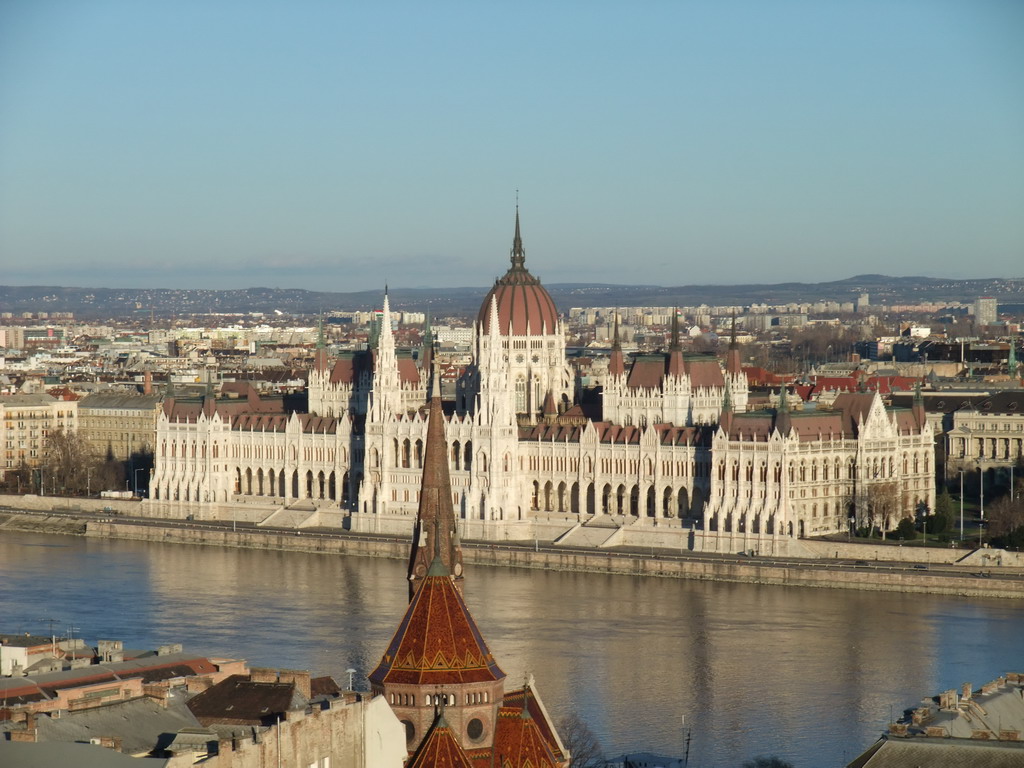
xmin=959 ymin=470 xmax=964 ymax=544
xmin=980 ymin=467 xmax=985 ymax=521
xmin=134 ymin=468 xmax=145 ymax=497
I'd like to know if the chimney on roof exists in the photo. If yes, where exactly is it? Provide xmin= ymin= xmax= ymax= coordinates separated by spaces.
xmin=143 ymin=369 xmax=152 ymax=396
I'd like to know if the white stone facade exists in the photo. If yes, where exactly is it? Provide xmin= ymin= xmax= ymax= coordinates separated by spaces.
xmin=150 ymin=221 xmax=935 ymax=544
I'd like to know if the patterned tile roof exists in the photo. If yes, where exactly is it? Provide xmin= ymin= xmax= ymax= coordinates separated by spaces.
xmin=407 ymin=714 xmax=475 ymax=768
xmin=483 ymin=705 xmax=561 ymax=768
xmin=368 ymin=563 xmax=505 ymax=688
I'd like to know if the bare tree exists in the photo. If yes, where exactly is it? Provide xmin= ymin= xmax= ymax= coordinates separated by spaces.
xmin=864 ymin=481 xmax=901 ymax=536
xmin=40 ymin=428 xmax=100 ymax=495
xmin=558 ymin=711 xmax=605 ymax=768
xmin=988 ymin=485 xmax=1024 ymax=539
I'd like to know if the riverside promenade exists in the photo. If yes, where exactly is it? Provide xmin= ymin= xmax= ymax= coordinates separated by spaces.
xmin=2 ymin=495 xmax=1022 ymax=599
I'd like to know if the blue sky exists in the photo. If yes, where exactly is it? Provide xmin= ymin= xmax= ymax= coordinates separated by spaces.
xmin=1 ymin=0 xmax=1021 ymax=291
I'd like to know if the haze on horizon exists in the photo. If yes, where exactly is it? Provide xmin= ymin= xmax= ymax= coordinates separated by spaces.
xmin=1 ymin=1 xmax=1021 ymax=292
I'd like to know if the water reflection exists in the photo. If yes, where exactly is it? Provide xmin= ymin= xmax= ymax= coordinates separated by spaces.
xmin=0 ymin=532 xmax=1018 ymax=767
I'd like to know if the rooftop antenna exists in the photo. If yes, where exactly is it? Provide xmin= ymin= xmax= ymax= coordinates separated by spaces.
xmin=37 ymin=617 xmax=60 ymax=657
xmin=65 ymin=624 xmax=81 ymax=659
xmin=683 ymin=714 xmax=692 ymax=766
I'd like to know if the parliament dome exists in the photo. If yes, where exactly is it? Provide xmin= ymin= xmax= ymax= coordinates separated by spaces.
xmin=477 ymin=210 xmax=559 ymax=336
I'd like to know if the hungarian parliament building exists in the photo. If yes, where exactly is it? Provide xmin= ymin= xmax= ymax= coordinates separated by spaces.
xmin=150 ymin=212 xmax=935 ymax=552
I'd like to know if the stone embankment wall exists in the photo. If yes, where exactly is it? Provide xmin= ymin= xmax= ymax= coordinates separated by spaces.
xmin=57 ymin=519 xmax=1024 ymax=600
xmin=2 ymin=494 xmax=1022 ymax=596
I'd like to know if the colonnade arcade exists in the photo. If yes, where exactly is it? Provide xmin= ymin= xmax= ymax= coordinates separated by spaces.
xmin=531 ymin=479 xmax=702 ymax=519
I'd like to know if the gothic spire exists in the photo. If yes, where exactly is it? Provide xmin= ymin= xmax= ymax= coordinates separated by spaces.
xmin=407 ymin=379 xmax=464 ymax=599
xmin=609 ymin=313 xmax=625 ymax=377
xmin=314 ymin=313 xmax=330 ymax=372
xmin=775 ymin=386 xmax=792 ymax=436
xmin=726 ymin=311 xmax=742 ymax=375
xmin=420 ymin=312 xmax=434 ymax=378
xmin=510 ymin=204 xmax=526 ymax=270
xmin=667 ymin=309 xmax=685 ymax=377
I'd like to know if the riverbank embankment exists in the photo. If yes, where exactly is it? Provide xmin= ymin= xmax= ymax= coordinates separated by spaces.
xmin=2 ymin=508 xmax=1022 ymax=599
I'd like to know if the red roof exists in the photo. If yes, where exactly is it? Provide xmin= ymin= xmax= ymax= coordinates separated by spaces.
xmin=408 ymin=716 xmax=475 ymax=768
xmin=478 ymin=280 xmax=559 ymax=336
xmin=482 ymin=706 xmax=560 ymax=768
xmin=477 ymin=210 xmax=559 ymax=336
xmin=368 ymin=564 xmax=505 ymax=687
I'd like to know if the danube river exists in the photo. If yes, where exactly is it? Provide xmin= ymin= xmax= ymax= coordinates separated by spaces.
xmin=0 ymin=531 xmax=1020 ymax=767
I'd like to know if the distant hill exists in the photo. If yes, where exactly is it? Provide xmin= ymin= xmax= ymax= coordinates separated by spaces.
xmin=2 ymin=275 xmax=1022 ymax=319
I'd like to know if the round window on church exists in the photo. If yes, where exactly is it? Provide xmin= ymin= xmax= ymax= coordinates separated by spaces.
xmin=516 ymin=354 xmax=524 ymax=363
xmin=402 ymin=720 xmax=416 ymax=743
xmin=467 ymin=717 xmax=485 ymax=742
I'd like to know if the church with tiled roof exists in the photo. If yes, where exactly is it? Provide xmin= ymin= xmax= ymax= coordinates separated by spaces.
xmin=370 ymin=384 xmax=568 ymax=766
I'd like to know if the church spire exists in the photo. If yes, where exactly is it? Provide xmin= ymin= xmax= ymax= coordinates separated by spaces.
xmin=407 ymin=378 xmax=464 ymax=599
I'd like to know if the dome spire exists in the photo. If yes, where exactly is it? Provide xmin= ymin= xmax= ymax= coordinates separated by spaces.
xmin=510 ymin=200 xmax=526 ymax=270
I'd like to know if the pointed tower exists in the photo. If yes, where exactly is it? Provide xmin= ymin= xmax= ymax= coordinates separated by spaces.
xmin=609 ymin=314 xmax=625 ymax=377
xmin=602 ymin=312 xmax=628 ymax=424
xmin=408 ymin=375 xmax=465 ymax=598
xmin=314 ymin=313 xmax=329 ymax=373
xmin=420 ymin=313 xmax=434 ymax=380
xmin=726 ymin=311 xmax=742 ymax=375
xmin=369 ymin=289 xmax=401 ymax=421
xmin=542 ymin=390 xmax=558 ymax=424
xmin=912 ymin=382 xmax=927 ymax=431
xmin=719 ymin=382 xmax=734 ymax=435
xmin=775 ymin=386 xmax=792 ymax=436
xmin=666 ymin=310 xmax=685 ymax=378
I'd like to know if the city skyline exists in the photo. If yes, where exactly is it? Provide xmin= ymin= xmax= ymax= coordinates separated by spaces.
xmin=1 ymin=0 xmax=1022 ymax=291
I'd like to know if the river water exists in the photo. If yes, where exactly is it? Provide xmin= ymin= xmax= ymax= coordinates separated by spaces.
xmin=0 ymin=530 xmax=1020 ymax=767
